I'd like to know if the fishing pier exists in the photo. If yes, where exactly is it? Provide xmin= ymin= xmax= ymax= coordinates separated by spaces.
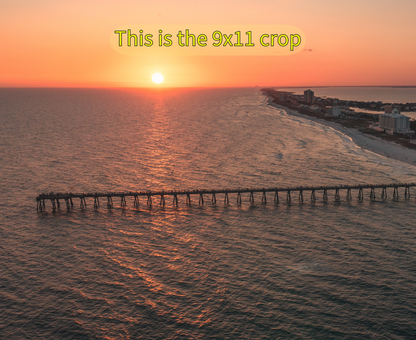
xmin=36 ymin=183 xmax=415 ymax=211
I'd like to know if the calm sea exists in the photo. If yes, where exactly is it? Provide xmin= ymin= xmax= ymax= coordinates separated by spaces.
xmin=1 ymin=87 xmax=416 ymax=339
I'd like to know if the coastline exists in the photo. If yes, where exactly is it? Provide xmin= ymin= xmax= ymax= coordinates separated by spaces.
xmin=267 ymin=98 xmax=416 ymax=167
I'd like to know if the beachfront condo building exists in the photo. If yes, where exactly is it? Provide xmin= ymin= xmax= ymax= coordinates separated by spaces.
xmin=379 ymin=108 xmax=414 ymax=135
xmin=328 ymin=107 xmax=342 ymax=117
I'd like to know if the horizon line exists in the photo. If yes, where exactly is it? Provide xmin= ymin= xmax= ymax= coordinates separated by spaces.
xmin=1 ymin=85 xmax=416 ymax=89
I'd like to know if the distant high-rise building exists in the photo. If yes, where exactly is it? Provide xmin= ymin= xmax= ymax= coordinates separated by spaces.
xmin=304 ymin=89 xmax=314 ymax=104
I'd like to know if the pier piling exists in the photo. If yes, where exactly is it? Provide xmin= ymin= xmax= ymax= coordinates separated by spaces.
xmin=94 ymin=196 xmax=99 ymax=209
xmin=358 ymin=187 xmax=363 ymax=202
xmin=80 ymin=196 xmax=86 ymax=209
xmin=65 ymin=198 xmax=71 ymax=210
xmin=262 ymin=191 xmax=267 ymax=204
xmin=335 ymin=188 xmax=340 ymax=202
xmin=346 ymin=189 xmax=352 ymax=201
xmin=370 ymin=187 xmax=375 ymax=201
xmin=224 ymin=192 xmax=229 ymax=206
xmin=311 ymin=190 xmax=316 ymax=202
xmin=393 ymin=187 xmax=399 ymax=199
xmin=405 ymin=186 xmax=410 ymax=200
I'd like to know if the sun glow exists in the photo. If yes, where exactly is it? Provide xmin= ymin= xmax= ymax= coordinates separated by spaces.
xmin=152 ymin=73 xmax=164 ymax=84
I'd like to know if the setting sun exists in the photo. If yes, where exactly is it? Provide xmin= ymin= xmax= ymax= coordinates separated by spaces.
xmin=152 ymin=73 xmax=164 ymax=84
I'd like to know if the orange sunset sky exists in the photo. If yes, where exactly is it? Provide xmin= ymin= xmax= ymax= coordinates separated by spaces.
xmin=1 ymin=0 xmax=416 ymax=87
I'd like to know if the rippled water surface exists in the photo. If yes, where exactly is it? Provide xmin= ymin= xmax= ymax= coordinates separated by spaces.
xmin=1 ymin=88 xmax=416 ymax=339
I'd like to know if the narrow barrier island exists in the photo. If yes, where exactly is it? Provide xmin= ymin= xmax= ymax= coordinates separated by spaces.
xmin=262 ymin=88 xmax=416 ymax=151
xmin=36 ymin=183 xmax=415 ymax=211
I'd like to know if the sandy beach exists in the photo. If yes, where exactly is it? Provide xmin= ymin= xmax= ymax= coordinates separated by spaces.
xmin=268 ymin=100 xmax=416 ymax=168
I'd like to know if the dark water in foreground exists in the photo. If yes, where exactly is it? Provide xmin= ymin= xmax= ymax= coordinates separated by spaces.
xmin=1 ymin=88 xmax=416 ymax=339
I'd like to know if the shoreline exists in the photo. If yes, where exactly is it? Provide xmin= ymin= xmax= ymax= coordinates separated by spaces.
xmin=267 ymin=99 xmax=416 ymax=167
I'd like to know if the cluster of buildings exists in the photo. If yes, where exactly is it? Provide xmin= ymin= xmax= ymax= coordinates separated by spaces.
xmin=299 ymin=89 xmax=354 ymax=117
xmin=276 ymin=89 xmax=415 ymax=136
xmin=301 ymin=89 xmax=414 ymax=136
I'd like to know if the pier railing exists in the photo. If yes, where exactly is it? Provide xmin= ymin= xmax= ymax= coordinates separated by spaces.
xmin=36 ymin=183 xmax=415 ymax=211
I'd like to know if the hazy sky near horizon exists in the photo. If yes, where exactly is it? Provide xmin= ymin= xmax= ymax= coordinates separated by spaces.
xmin=1 ymin=0 xmax=415 ymax=87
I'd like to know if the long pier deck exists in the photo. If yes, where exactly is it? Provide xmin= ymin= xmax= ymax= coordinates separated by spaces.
xmin=36 ymin=183 xmax=416 ymax=211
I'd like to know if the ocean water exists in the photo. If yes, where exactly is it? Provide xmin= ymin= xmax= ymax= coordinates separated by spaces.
xmin=1 ymin=87 xmax=416 ymax=339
